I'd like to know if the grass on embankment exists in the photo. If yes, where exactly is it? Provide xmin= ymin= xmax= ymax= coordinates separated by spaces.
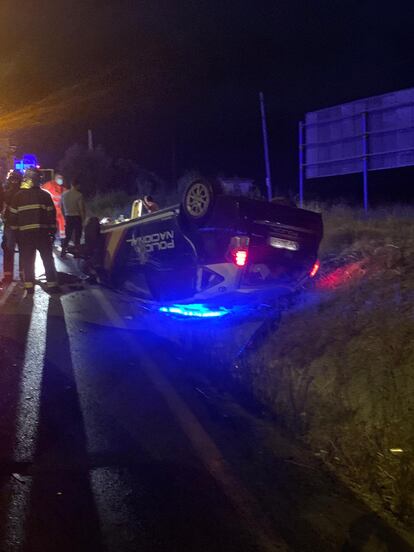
xmin=233 ymin=204 xmax=414 ymax=532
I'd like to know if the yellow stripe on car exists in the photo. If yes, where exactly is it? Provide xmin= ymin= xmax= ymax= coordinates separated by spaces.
xmin=104 ymin=228 xmax=125 ymax=271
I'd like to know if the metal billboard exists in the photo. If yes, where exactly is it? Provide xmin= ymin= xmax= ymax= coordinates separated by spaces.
xmin=299 ymin=87 xmax=414 ymax=209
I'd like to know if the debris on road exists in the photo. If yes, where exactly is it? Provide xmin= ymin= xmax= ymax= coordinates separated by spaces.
xmin=11 ymin=473 xmax=26 ymax=484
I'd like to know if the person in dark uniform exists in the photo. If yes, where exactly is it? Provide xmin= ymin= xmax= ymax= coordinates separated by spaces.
xmin=1 ymin=170 xmax=23 ymax=284
xmin=143 ymin=195 xmax=160 ymax=214
xmin=8 ymin=168 xmax=60 ymax=294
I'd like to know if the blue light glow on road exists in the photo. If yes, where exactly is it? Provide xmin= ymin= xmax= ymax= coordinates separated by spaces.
xmin=159 ymin=303 xmax=230 ymax=318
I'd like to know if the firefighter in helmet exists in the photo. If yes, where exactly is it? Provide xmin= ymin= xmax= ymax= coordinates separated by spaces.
xmin=1 ymin=170 xmax=23 ymax=284
xmin=8 ymin=168 xmax=60 ymax=294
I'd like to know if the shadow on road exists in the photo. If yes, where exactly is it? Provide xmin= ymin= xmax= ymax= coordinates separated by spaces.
xmin=21 ymin=297 xmax=104 ymax=552
xmin=0 ymin=297 xmax=34 ymax=545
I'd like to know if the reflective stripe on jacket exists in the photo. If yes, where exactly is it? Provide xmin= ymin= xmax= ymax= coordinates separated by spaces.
xmin=8 ymin=188 xmax=56 ymax=234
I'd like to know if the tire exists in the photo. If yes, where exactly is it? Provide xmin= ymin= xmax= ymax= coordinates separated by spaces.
xmin=181 ymin=178 xmax=222 ymax=224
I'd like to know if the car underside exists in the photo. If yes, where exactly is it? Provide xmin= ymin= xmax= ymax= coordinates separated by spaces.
xmin=81 ymin=179 xmax=323 ymax=315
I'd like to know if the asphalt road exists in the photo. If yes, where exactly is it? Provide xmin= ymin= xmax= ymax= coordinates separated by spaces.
xmin=0 ymin=254 xmax=413 ymax=552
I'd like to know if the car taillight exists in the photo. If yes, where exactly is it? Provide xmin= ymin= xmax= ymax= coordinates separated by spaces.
xmin=235 ymin=249 xmax=248 ymax=267
xmin=309 ymin=260 xmax=320 ymax=277
xmin=228 ymin=236 xmax=250 ymax=268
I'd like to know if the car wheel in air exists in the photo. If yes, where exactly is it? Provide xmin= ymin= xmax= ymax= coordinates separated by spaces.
xmin=181 ymin=178 xmax=220 ymax=224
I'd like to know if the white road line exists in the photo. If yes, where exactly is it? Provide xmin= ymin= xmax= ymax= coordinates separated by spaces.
xmin=90 ymin=288 xmax=126 ymax=327
xmin=90 ymin=468 xmax=138 ymax=552
xmin=137 ymin=352 xmax=287 ymax=552
xmin=92 ymin=288 xmax=287 ymax=552
xmin=13 ymin=295 xmax=49 ymax=460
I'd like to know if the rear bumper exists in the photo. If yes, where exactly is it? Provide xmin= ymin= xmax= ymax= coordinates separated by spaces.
xmin=189 ymin=259 xmax=310 ymax=305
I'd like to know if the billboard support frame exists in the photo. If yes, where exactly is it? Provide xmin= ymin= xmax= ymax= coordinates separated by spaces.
xmin=299 ymin=87 xmax=414 ymax=210
xmin=299 ymin=121 xmax=304 ymax=207
xmin=361 ymin=112 xmax=369 ymax=212
xmin=298 ymin=118 xmax=371 ymax=210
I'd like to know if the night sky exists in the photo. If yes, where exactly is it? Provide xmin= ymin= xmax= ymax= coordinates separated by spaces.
xmin=2 ymin=0 xmax=414 ymax=194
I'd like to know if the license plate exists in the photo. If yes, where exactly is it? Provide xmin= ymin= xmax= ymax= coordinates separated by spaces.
xmin=268 ymin=236 xmax=299 ymax=251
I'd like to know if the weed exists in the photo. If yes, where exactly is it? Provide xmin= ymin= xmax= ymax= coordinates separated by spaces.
xmin=234 ymin=203 xmax=414 ymax=529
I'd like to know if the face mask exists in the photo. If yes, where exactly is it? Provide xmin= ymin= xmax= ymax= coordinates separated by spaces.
xmin=56 ymin=177 xmax=63 ymax=185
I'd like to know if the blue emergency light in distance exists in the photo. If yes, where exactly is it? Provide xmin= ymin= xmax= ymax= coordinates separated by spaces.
xmin=14 ymin=154 xmax=38 ymax=172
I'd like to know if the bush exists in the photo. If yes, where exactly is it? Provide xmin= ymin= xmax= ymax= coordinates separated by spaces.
xmin=58 ymin=143 xmax=113 ymax=197
xmin=86 ymin=191 xmax=134 ymax=219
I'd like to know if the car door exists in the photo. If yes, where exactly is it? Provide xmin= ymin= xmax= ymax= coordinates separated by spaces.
xmin=121 ymin=211 xmax=198 ymax=301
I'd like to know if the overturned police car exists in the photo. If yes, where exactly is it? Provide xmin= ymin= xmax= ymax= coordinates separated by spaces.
xmin=83 ymin=178 xmax=323 ymax=315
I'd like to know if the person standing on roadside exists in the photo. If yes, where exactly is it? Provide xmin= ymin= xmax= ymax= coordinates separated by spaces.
xmin=60 ymin=178 xmax=86 ymax=258
xmin=1 ymin=170 xmax=23 ymax=284
xmin=8 ymin=168 xmax=59 ymax=294
xmin=143 ymin=195 xmax=160 ymax=214
xmin=41 ymin=172 xmax=65 ymax=239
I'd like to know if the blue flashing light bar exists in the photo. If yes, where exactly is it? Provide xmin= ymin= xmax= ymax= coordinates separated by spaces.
xmin=14 ymin=153 xmax=38 ymax=172
xmin=159 ymin=303 xmax=230 ymax=318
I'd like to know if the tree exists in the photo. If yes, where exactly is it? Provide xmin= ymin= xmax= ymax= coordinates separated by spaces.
xmin=111 ymin=158 xmax=169 ymax=204
xmin=58 ymin=144 xmax=112 ymax=197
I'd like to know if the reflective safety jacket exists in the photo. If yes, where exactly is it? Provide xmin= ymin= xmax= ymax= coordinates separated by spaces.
xmin=8 ymin=187 xmax=56 ymax=234
xmin=41 ymin=180 xmax=65 ymax=237
xmin=41 ymin=180 xmax=64 ymax=209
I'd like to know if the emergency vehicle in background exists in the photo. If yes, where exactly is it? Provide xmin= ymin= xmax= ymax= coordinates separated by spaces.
xmin=13 ymin=153 xmax=54 ymax=184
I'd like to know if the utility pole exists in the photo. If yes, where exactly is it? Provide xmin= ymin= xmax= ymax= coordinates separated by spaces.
xmin=88 ymin=129 xmax=94 ymax=151
xmin=171 ymin=135 xmax=177 ymax=186
xmin=259 ymin=92 xmax=273 ymax=200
